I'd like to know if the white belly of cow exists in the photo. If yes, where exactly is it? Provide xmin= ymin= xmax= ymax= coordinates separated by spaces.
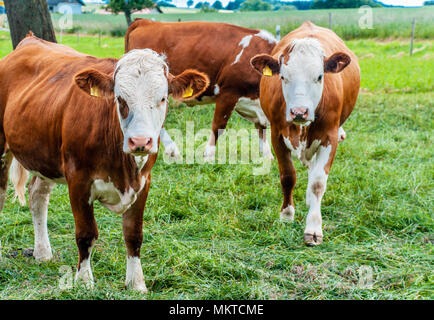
xmin=89 ymin=176 xmax=147 ymax=214
xmin=235 ymin=97 xmax=269 ymax=127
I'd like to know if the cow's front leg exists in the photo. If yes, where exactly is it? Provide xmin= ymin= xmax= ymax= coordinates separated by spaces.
xmin=304 ymin=141 xmax=337 ymax=246
xmin=67 ymin=175 xmax=98 ymax=288
xmin=29 ymin=177 xmax=55 ymax=261
xmin=271 ymin=130 xmax=297 ymax=222
xmin=122 ymin=175 xmax=150 ymax=293
xmin=204 ymin=93 xmax=239 ymax=162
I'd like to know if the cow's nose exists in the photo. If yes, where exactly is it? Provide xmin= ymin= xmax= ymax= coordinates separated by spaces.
xmin=290 ymin=107 xmax=309 ymax=122
xmin=128 ymin=137 xmax=153 ymax=153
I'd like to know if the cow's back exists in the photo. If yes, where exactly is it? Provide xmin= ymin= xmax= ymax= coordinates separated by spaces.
xmin=126 ymin=19 xmax=275 ymax=98
xmin=273 ymin=21 xmax=360 ymax=125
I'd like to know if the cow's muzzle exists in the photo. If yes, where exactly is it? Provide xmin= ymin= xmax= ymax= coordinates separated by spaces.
xmin=289 ymin=107 xmax=309 ymax=124
xmin=128 ymin=137 xmax=153 ymax=155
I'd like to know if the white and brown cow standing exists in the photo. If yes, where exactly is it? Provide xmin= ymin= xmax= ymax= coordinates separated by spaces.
xmin=0 ymin=34 xmax=208 ymax=291
xmin=251 ymin=21 xmax=360 ymax=245
xmin=125 ymin=19 xmax=277 ymax=161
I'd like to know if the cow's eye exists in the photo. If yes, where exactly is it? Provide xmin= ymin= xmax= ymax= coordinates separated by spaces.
xmin=317 ymin=75 xmax=323 ymax=82
xmin=117 ymin=97 xmax=129 ymax=119
xmin=280 ymin=76 xmax=284 ymax=80
xmin=161 ymin=97 xmax=166 ymax=103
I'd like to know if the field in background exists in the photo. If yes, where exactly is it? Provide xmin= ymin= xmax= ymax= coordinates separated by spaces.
xmin=50 ymin=7 xmax=434 ymax=39
xmin=0 ymin=31 xmax=431 ymax=94
xmin=0 ymin=31 xmax=432 ymax=299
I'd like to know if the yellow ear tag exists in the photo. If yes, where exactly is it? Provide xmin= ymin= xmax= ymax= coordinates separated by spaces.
xmin=262 ymin=66 xmax=272 ymax=76
xmin=183 ymin=86 xmax=193 ymax=98
xmin=90 ymin=86 xmax=101 ymax=97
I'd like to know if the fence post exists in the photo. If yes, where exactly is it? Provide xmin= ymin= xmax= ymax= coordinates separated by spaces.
xmin=76 ymin=30 xmax=79 ymax=44
xmin=410 ymin=18 xmax=416 ymax=56
xmin=98 ymin=30 xmax=102 ymax=47
xmin=276 ymin=25 xmax=280 ymax=41
xmin=329 ymin=12 xmax=332 ymax=29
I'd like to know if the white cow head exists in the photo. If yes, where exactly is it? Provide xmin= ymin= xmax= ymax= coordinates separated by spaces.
xmin=251 ymin=38 xmax=350 ymax=125
xmin=75 ymin=49 xmax=209 ymax=155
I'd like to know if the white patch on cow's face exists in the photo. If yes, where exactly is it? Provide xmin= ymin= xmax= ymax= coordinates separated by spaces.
xmin=279 ymin=38 xmax=325 ymax=124
xmin=114 ymin=49 xmax=168 ymax=155
xmin=214 ymin=84 xmax=220 ymax=95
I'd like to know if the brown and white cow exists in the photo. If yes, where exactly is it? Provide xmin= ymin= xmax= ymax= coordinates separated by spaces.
xmin=0 ymin=34 xmax=208 ymax=291
xmin=125 ymin=19 xmax=277 ymax=161
xmin=251 ymin=21 xmax=360 ymax=245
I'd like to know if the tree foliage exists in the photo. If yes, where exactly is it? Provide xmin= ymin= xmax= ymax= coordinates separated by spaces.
xmin=240 ymin=0 xmax=272 ymax=11
xmin=212 ymin=0 xmax=223 ymax=9
xmin=106 ymin=0 xmax=155 ymax=25
xmin=312 ymin=0 xmax=382 ymax=9
xmin=225 ymin=0 xmax=245 ymax=10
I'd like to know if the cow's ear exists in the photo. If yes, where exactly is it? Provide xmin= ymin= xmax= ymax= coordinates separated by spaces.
xmin=169 ymin=69 xmax=210 ymax=101
xmin=324 ymin=52 xmax=351 ymax=73
xmin=250 ymin=54 xmax=280 ymax=77
xmin=75 ymin=69 xmax=114 ymax=98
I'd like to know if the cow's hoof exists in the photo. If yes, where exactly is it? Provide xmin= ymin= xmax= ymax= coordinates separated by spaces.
xmin=75 ymin=265 xmax=94 ymax=289
xmin=203 ymin=145 xmax=216 ymax=163
xmin=280 ymin=205 xmax=295 ymax=222
xmin=304 ymin=233 xmax=323 ymax=246
xmin=164 ymin=143 xmax=181 ymax=160
xmin=33 ymin=247 xmax=53 ymax=261
xmin=127 ymin=282 xmax=148 ymax=294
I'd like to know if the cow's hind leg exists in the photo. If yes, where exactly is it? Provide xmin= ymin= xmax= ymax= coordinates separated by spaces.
xmin=204 ymin=93 xmax=239 ymax=162
xmin=0 ymin=149 xmax=12 ymax=211
xmin=122 ymin=175 xmax=150 ymax=293
xmin=29 ymin=176 xmax=55 ymax=261
xmin=255 ymin=123 xmax=273 ymax=160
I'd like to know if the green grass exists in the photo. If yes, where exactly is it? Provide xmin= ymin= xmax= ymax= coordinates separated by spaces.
xmin=49 ymin=7 xmax=434 ymax=40
xmin=0 ymin=33 xmax=433 ymax=299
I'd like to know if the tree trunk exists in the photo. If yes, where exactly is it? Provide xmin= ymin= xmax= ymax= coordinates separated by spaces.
xmin=4 ymin=0 xmax=56 ymax=49
xmin=125 ymin=9 xmax=132 ymax=26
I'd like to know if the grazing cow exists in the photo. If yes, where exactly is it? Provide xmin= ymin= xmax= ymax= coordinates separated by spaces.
xmin=251 ymin=21 xmax=360 ymax=245
xmin=125 ymin=19 xmax=277 ymax=161
xmin=0 ymin=34 xmax=208 ymax=291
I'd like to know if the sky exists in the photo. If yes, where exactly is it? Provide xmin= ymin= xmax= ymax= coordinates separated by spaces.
xmin=83 ymin=0 xmax=426 ymax=8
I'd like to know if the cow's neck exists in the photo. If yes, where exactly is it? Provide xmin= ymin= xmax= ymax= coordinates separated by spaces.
xmin=99 ymin=101 xmax=148 ymax=192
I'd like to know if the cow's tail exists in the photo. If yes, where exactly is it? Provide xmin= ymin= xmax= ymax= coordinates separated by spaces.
xmin=10 ymin=158 xmax=28 ymax=206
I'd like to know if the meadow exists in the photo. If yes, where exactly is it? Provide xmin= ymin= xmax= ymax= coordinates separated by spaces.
xmin=49 ymin=6 xmax=434 ymax=40
xmin=0 ymin=24 xmax=433 ymax=299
